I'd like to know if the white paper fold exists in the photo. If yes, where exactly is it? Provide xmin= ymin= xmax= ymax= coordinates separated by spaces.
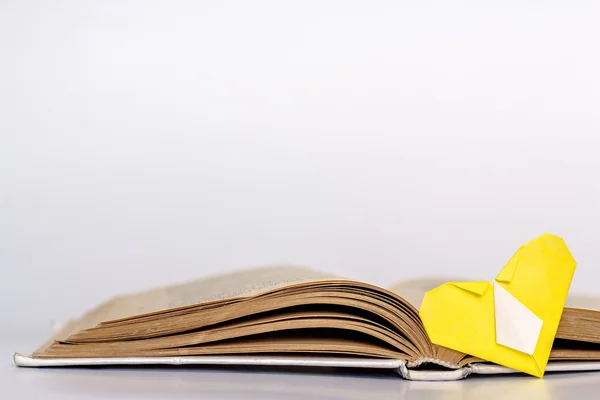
xmin=493 ymin=281 xmax=543 ymax=355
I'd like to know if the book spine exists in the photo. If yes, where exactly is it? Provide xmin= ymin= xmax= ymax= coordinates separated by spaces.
xmin=397 ymin=364 xmax=471 ymax=381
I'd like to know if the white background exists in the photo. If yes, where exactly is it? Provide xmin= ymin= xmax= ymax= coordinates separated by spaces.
xmin=2 ymin=1 xmax=599 ymax=332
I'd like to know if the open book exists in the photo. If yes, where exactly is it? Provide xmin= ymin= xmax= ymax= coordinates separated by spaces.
xmin=15 ymin=266 xmax=600 ymax=380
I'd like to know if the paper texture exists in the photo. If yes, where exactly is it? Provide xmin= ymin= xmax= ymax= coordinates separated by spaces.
xmin=387 ymin=278 xmax=461 ymax=309
xmin=53 ymin=266 xmax=339 ymax=340
xmin=419 ymin=233 xmax=577 ymax=377
xmin=493 ymin=281 xmax=543 ymax=355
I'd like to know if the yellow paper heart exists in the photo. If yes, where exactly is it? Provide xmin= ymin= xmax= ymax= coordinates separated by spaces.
xmin=419 ymin=233 xmax=576 ymax=377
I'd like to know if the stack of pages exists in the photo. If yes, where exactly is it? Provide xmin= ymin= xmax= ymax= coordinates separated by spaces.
xmin=15 ymin=266 xmax=600 ymax=380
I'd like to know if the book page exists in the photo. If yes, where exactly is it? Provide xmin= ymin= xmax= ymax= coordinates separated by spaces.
xmin=388 ymin=277 xmax=600 ymax=311
xmin=387 ymin=278 xmax=457 ymax=310
xmin=566 ymin=295 xmax=600 ymax=310
xmin=135 ymin=265 xmax=338 ymax=312
xmin=55 ymin=266 xmax=339 ymax=340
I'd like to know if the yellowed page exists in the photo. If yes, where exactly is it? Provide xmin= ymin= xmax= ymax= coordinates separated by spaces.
xmin=566 ymin=295 xmax=600 ymax=310
xmin=387 ymin=277 xmax=458 ymax=310
xmin=55 ymin=266 xmax=339 ymax=340
xmin=388 ymin=277 xmax=600 ymax=311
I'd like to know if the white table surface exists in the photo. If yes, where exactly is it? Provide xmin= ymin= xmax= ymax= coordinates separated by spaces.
xmin=3 ymin=331 xmax=600 ymax=399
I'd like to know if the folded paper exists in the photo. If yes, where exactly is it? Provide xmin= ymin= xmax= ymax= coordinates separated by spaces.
xmin=419 ymin=233 xmax=576 ymax=377
xmin=493 ymin=280 xmax=543 ymax=355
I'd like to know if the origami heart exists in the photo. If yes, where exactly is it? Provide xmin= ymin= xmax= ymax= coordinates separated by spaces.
xmin=419 ymin=233 xmax=576 ymax=377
